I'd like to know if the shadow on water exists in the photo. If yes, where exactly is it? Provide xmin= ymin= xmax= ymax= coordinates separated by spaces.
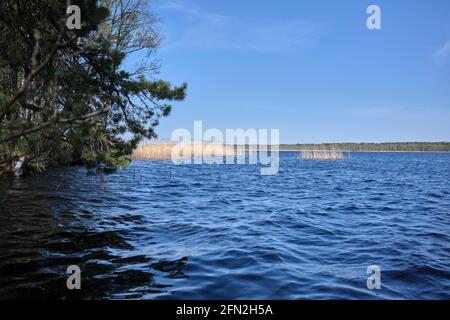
xmin=0 ymin=168 xmax=188 ymax=299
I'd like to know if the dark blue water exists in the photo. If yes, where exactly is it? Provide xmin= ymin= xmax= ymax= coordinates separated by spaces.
xmin=0 ymin=152 xmax=449 ymax=299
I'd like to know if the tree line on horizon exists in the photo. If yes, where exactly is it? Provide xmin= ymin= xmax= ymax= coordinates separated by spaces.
xmin=279 ymin=142 xmax=450 ymax=152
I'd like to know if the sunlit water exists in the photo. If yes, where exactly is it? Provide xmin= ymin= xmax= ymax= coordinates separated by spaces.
xmin=0 ymin=152 xmax=449 ymax=299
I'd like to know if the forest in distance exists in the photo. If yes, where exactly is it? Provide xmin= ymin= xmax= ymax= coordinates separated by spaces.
xmin=273 ymin=142 xmax=450 ymax=152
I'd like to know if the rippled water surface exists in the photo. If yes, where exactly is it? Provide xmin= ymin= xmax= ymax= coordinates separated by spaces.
xmin=0 ymin=152 xmax=449 ymax=299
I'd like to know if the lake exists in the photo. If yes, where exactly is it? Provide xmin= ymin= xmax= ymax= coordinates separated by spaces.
xmin=0 ymin=152 xmax=449 ymax=299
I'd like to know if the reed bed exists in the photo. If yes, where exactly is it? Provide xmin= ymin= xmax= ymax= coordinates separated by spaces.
xmin=132 ymin=141 xmax=239 ymax=160
xmin=300 ymin=149 xmax=345 ymax=160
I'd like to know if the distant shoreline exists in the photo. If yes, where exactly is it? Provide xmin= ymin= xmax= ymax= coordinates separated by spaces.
xmin=239 ymin=142 xmax=450 ymax=153
xmin=276 ymin=150 xmax=450 ymax=153
xmin=135 ymin=142 xmax=450 ymax=154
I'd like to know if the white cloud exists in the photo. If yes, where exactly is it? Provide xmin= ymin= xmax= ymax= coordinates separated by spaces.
xmin=157 ymin=0 xmax=321 ymax=53
xmin=333 ymin=107 xmax=400 ymax=118
xmin=435 ymin=40 xmax=450 ymax=65
xmin=332 ymin=106 xmax=450 ymax=123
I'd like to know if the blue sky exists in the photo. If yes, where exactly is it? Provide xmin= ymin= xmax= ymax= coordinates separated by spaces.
xmin=140 ymin=0 xmax=450 ymax=143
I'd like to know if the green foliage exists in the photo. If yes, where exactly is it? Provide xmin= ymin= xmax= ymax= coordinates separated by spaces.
xmin=0 ymin=0 xmax=186 ymax=175
xmin=81 ymin=149 xmax=98 ymax=167
xmin=104 ymin=153 xmax=129 ymax=170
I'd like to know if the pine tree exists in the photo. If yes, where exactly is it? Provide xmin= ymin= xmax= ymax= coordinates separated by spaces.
xmin=0 ymin=0 xmax=187 ymax=175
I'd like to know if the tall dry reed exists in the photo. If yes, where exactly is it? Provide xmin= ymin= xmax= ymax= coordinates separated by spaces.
xmin=132 ymin=141 xmax=239 ymax=160
xmin=299 ymin=149 xmax=345 ymax=160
